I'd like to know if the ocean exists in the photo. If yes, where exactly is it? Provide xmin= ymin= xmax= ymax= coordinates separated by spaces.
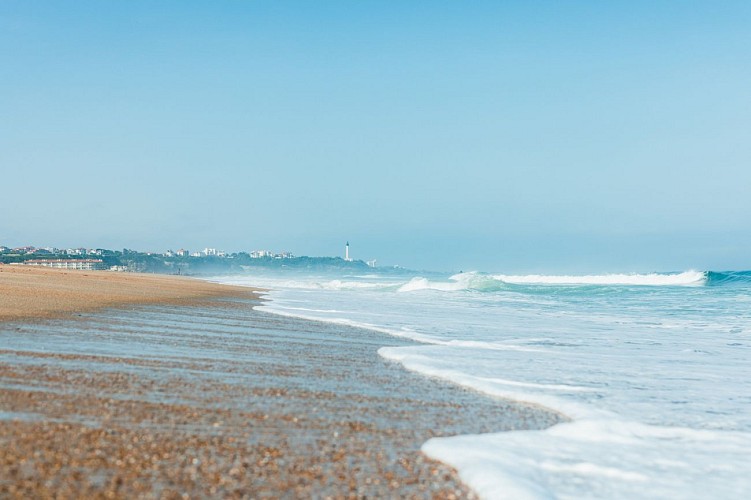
xmin=216 ymin=269 xmax=751 ymax=499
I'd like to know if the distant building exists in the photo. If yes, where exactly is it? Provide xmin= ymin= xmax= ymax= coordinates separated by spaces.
xmin=203 ymin=248 xmax=218 ymax=256
xmin=345 ymin=242 xmax=352 ymax=261
xmin=176 ymin=249 xmax=190 ymax=257
xmin=0 ymin=246 xmax=10 ymax=254
xmin=12 ymin=259 xmax=106 ymax=271
xmin=250 ymin=250 xmax=273 ymax=258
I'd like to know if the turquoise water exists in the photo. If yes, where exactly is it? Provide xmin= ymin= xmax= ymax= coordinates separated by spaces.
xmin=218 ymin=269 xmax=751 ymax=499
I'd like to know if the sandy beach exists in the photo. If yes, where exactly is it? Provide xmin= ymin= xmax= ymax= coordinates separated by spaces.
xmin=0 ymin=268 xmax=562 ymax=498
xmin=0 ymin=265 xmax=259 ymax=321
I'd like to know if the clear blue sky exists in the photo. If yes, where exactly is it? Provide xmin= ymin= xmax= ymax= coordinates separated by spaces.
xmin=2 ymin=1 xmax=750 ymax=272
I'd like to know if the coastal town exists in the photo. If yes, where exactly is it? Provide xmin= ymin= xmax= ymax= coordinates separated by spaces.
xmin=0 ymin=244 xmax=372 ymax=274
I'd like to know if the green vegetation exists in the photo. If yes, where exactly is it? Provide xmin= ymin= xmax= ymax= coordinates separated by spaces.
xmin=0 ymin=247 xmax=373 ymax=275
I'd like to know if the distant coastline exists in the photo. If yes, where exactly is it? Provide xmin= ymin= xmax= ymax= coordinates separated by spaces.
xmin=0 ymin=245 xmax=377 ymax=275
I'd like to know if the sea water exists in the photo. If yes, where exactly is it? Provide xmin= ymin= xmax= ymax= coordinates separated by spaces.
xmin=216 ymin=269 xmax=751 ymax=499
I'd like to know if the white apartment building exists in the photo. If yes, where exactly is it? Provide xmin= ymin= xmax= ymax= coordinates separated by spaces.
xmin=12 ymin=259 xmax=106 ymax=271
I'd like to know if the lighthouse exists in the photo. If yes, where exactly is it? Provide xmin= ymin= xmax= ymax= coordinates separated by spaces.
xmin=345 ymin=241 xmax=351 ymax=261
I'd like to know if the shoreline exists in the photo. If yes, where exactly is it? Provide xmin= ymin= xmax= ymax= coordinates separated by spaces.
xmin=0 ymin=269 xmax=564 ymax=497
xmin=0 ymin=265 xmax=261 ymax=322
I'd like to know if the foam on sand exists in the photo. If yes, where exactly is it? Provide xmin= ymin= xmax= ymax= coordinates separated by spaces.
xmin=422 ymin=420 xmax=751 ymax=499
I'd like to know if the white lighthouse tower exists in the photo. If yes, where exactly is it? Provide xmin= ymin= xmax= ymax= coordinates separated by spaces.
xmin=345 ymin=241 xmax=351 ymax=261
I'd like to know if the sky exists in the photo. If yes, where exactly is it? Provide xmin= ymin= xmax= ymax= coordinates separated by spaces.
xmin=2 ymin=1 xmax=750 ymax=272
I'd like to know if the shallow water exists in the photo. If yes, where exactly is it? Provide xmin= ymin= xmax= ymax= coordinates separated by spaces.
xmin=216 ymin=269 xmax=751 ymax=499
xmin=0 ymin=297 xmax=559 ymax=497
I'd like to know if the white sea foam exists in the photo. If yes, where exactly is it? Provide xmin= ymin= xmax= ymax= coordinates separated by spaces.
xmin=378 ymin=346 xmax=602 ymax=420
xmin=318 ymin=280 xmax=394 ymax=290
xmin=492 ymin=270 xmax=706 ymax=286
xmin=216 ymin=269 xmax=751 ymax=499
xmin=253 ymin=303 xmax=445 ymax=345
xmin=423 ymin=420 xmax=751 ymax=499
xmin=392 ymin=270 xmax=708 ymax=294
xmin=397 ymin=275 xmax=473 ymax=292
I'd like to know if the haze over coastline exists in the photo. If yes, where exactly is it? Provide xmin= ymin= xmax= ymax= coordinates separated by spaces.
xmin=3 ymin=2 xmax=751 ymax=272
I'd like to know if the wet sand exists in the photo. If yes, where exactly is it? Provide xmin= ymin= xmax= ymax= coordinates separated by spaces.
xmin=0 ymin=265 xmax=259 ymax=321
xmin=0 ymin=277 xmax=564 ymax=498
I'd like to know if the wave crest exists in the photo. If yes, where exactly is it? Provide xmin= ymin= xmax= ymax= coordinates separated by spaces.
xmin=493 ymin=271 xmax=707 ymax=287
xmin=396 ymin=271 xmax=709 ymax=293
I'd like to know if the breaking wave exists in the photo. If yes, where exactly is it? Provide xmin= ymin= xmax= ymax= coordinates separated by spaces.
xmin=493 ymin=270 xmax=707 ymax=286
xmin=396 ymin=270 xmax=724 ymax=293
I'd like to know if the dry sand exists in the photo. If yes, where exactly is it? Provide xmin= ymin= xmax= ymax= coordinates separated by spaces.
xmin=0 ymin=265 xmax=259 ymax=321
